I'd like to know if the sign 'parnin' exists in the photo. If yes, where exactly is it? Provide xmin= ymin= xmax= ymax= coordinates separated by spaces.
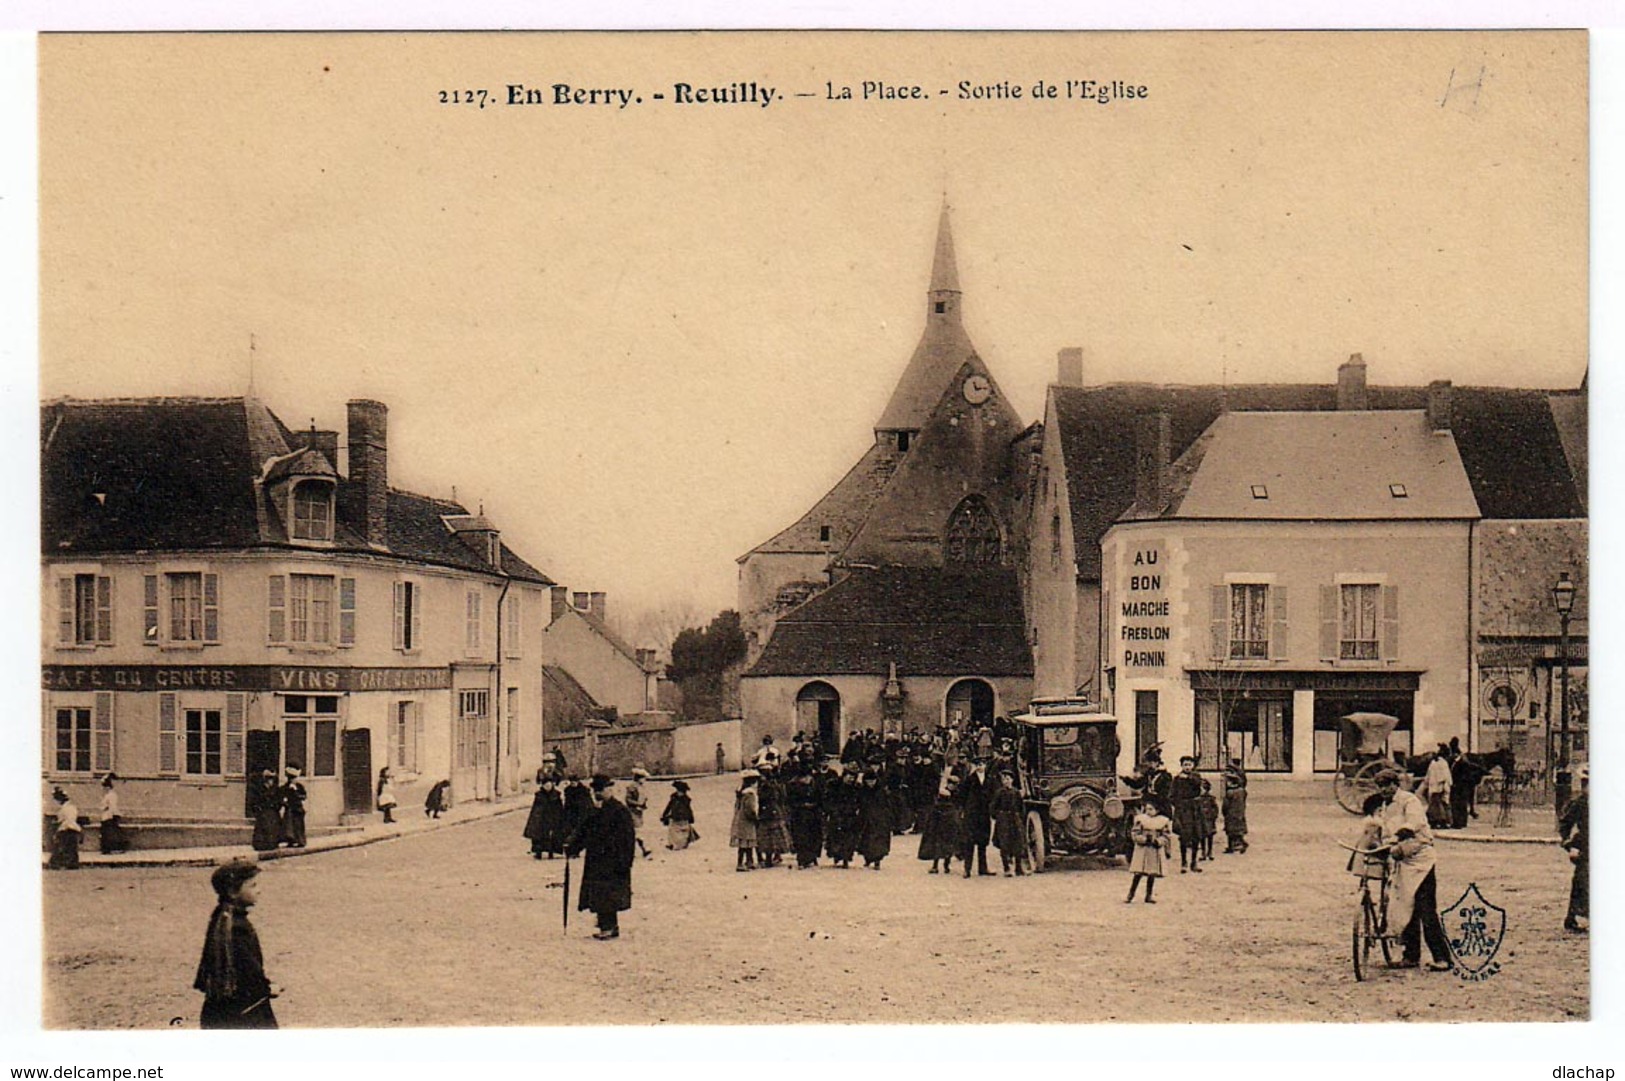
xmin=1122 ymin=545 xmax=1170 ymax=670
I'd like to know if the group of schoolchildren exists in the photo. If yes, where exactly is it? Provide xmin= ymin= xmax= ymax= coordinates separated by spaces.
xmin=1123 ymin=747 xmax=1250 ymax=904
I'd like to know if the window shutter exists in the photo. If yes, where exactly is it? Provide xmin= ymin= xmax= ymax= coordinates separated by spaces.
xmin=93 ymin=691 xmax=115 ymax=773
xmin=411 ymin=584 xmax=423 ymax=652
xmin=143 ymin=575 xmax=160 ymax=644
xmin=1320 ymin=585 xmax=1338 ymax=661
xmin=158 ymin=692 xmax=179 ymax=774
xmin=339 ymin=577 xmax=357 ymax=646
xmin=95 ymin=575 xmax=113 ymax=644
xmin=508 ymin=592 xmax=522 ymax=656
xmin=268 ymin=575 xmax=286 ymax=643
xmin=393 ymin=582 xmax=406 ymax=650
xmin=203 ymin=574 xmax=221 ymax=643
xmin=1269 ymin=586 xmax=1288 ymax=661
xmin=1381 ymin=585 xmax=1400 ymax=661
xmin=42 ymin=703 xmax=51 ymax=771
xmin=1209 ymin=585 xmax=1227 ymax=662
xmin=412 ymin=702 xmax=424 ymax=773
xmin=57 ymin=578 xmax=74 ymax=644
xmin=225 ymin=693 xmax=246 ymax=776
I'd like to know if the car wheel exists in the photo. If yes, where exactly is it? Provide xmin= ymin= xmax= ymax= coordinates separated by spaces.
xmin=1026 ymin=810 xmax=1048 ymax=873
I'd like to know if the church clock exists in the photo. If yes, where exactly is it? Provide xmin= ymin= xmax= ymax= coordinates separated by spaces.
xmin=962 ymin=374 xmax=992 ymax=405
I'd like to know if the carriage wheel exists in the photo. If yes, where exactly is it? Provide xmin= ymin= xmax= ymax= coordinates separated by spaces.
xmin=1026 ymin=811 xmax=1048 ymax=873
xmin=1335 ymin=760 xmax=1384 ymax=815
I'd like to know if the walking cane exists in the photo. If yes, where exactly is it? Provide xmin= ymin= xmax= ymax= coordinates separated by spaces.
xmin=562 ymin=856 xmax=571 ymax=936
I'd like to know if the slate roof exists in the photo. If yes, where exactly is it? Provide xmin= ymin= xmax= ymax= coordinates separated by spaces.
xmin=1138 ymin=411 xmax=1480 ymax=521
xmin=744 ymin=441 xmax=903 ymax=557
xmin=1051 ymin=382 xmax=1586 ymax=580
xmin=42 ymin=396 xmax=554 ymax=585
xmin=746 ymin=567 xmax=1032 ymax=678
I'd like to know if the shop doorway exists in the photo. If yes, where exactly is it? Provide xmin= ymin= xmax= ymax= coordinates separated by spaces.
xmin=244 ymin=730 xmax=281 ymax=816
xmin=1313 ymin=692 xmax=1414 ymax=772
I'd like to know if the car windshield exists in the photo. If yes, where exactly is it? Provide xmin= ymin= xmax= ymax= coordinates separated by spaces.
xmin=1039 ymin=724 xmax=1115 ymax=773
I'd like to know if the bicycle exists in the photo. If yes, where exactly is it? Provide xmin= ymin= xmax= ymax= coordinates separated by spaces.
xmin=1340 ymin=841 xmax=1395 ymax=981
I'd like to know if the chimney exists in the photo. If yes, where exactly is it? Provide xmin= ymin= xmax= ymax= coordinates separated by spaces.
xmin=551 ymin=587 xmax=568 ymax=622
xmin=1057 ymin=347 xmax=1084 ymax=387
xmin=572 ymin=591 xmax=590 ymax=612
xmin=1134 ymin=412 xmax=1171 ymax=513
xmin=309 ymin=430 xmax=339 ymax=470
xmin=589 ymin=592 xmax=608 ymax=623
xmin=1337 ymin=353 xmax=1369 ymax=411
xmin=1427 ymin=379 xmax=1453 ymax=432
xmin=344 ymin=400 xmax=388 ymax=547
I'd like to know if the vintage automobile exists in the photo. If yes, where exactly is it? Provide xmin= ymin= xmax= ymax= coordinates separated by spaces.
xmin=1011 ymin=697 xmax=1137 ymax=870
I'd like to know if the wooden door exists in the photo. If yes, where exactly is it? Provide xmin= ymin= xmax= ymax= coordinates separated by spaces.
xmin=341 ymin=728 xmax=372 ymax=814
xmin=245 ymin=730 xmax=281 ymax=816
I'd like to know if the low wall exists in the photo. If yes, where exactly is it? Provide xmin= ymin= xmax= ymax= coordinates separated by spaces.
xmin=543 ymin=715 xmax=742 ymax=778
xmin=673 ymin=718 xmax=742 ymax=774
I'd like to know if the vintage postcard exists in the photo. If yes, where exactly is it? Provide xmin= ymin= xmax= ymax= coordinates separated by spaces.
xmin=32 ymin=30 xmax=1588 ymax=1032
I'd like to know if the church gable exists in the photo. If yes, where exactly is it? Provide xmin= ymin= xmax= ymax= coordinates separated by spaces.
xmin=842 ymin=353 xmax=1025 ymax=566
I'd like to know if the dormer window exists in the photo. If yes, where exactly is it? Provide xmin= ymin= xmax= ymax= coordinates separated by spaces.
xmin=292 ymin=480 xmax=334 ymax=541
xmin=897 ymin=432 xmax=912 ymax=452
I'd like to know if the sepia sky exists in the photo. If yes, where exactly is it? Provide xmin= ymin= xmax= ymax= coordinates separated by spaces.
xmin=38 ymin=31 xmax=1587 ymax=626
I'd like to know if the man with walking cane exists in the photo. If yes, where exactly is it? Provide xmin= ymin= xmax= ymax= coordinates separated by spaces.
xmin=564 ymin=774 xmax=637 ymax=940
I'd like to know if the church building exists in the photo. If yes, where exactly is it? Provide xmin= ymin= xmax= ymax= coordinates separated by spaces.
xmin=737 ymin=207 xmax=1036 ymax=750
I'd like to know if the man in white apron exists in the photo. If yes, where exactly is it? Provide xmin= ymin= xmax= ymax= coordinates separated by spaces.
xmin=1376 ymin=769 xmax=1453 ymax=971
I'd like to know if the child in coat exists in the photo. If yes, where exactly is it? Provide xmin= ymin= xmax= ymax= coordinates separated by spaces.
xmin=1198 ymin=778 xmax=1219 ymax=860
xmin=1126 ymin=796 xmax=1173 ymax=904
xmin=660 ymin=780 xmax=697 ymax=850
xmin=730 ymin=772 xmax=760 ymax=871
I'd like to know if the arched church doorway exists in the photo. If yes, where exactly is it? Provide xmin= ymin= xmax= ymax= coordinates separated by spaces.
xmin=796 ymin=682 xmax=842 ymax=752
xmin=945 ymin=678 xmax=996 ymax=731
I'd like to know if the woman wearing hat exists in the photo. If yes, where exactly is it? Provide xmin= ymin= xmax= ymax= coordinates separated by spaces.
xmin=524 ymin=773 xmax=566 ymax=859
xmin=249 ymin=769 xmax=282 ymax=852
xmin=916 ymin=763 xmax=964 ymax=874
xmin=47 ymin=788 xmax=82 ymax=870
xmin=278 ymin=767 xmax=307 ymax=849
xmin=194 ymin=860 xmax=277 ymax=1028
xmin=823 ymin=768 xmax=861 ymax=868
xmin=98 ymin=773 xmax=129 ymax=855
xmin=730 ymin=771 xmax=760 ymax=871
xmin=755 ymin=761 xmax=792 ymax=868
xmin=660 ymin=780 xmax=697 ymax=851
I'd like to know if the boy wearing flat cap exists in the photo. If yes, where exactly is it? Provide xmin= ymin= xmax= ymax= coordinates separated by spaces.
xmin=194 ymin=859 xmax=278 ymax=1028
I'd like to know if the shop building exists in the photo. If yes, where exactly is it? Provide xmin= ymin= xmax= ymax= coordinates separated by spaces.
xmin=42 ymin=396 xmax=555 ymax=833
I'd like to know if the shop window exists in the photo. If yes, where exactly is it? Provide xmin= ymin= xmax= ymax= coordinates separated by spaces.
xmin=1196 ymin=694 xmax=1292 ymax=772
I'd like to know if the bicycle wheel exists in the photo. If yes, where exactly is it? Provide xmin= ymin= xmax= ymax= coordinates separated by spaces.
xmin=1376 ymin=886 xmax=1395 ymax=967
xmin=1354 ymin=894 xmax=1379 ymax=981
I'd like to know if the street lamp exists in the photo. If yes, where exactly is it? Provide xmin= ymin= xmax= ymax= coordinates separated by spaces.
xmin=1551 ymin=571 xmax=1577 ymax=817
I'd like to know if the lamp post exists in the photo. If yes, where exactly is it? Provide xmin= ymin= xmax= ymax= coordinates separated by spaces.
xmin=1551 ymin=571 xmax=1576 ymax=817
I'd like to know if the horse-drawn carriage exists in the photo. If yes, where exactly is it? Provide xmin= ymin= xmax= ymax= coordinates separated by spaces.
xmin=1332 ymin=712 xmax=1401 ymax=814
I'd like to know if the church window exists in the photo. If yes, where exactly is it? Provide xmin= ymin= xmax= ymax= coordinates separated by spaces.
xmin=934 ymin=301 xmax=946 ymax=314
xmin=944 ymin=495 xmax=1002 ymax=567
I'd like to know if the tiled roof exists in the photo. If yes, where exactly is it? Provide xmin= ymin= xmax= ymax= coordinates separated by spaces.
xmin=1149 ymin=411 xmax=1480 ymax=521
xmin=41 ymin=397 xmax=553 ymax=585
xmin=1051 ymin=382 xmax=1585 ymax=579
xmin=542 ymin=664 xmax=606 ymax=733
xmin=744 ymin=441 xmax=903 ymax=557
xmin=746 ymin=567 xmax=1032 ymax=678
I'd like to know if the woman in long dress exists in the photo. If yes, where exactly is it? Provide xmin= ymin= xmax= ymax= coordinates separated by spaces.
xmin=856 ymin=771 xmax=892 ymax=870
xmin=660 ymin=780 xmax=697 ymax=851
xmin=823 ymin=770 xmax=861 ymax=868
xmin=523 ymin=775 xmax=565 ymax=858
xmin=754 ymin=763 xmax=792 ymax=868
xmin=250 ymin=770 xmax=282 ymax=852
xmin=916 ymin=765 xmax=964 ymax=874
xmin=98 ymin=773 xmax=129 ymax=855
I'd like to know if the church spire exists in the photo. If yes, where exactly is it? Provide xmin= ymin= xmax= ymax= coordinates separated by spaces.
xmin=928 ymin=201 xmax=962 ymax=321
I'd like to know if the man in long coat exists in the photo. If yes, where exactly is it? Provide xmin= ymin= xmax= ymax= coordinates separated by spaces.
xmin=1559 ymin=766 xmax=1588 ymax=933
xmin=956 ymin=760 xmax=994 ymax=877
xmin=565 ymin=774 xmax=636 ymax=940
